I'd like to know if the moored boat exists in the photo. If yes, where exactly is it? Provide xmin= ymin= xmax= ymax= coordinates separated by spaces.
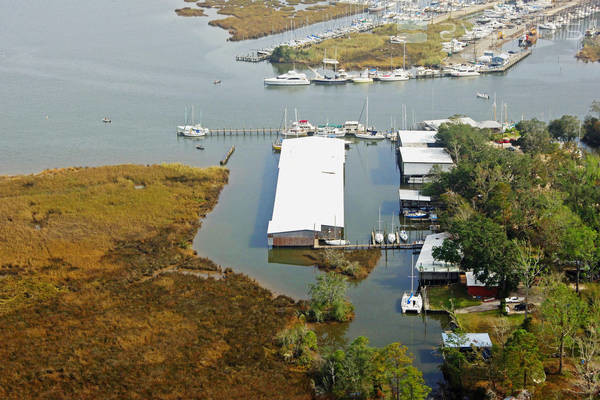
xmin=264 ymin=70 xmax=310 ymax=86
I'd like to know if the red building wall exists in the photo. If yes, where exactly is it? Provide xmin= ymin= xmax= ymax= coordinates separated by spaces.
xmin=467 ymin=285 xmax=498 ymax=298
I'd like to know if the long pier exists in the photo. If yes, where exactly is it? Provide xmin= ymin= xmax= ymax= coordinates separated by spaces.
xmin=313 ymin=238 xmax=424 ymax=251
xmin=207 ymin=128 xmax=279 ymax=136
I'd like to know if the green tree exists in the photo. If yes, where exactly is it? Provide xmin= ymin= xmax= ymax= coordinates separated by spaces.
xmin=548 ymin=115 xmax=580 ymax=142
xmin=515 ymin=119 xmax=554 ymax=154
xmin=276 ymin=322 xmax=317 ymax=366
xmin=502 ymin=329 xmax=546 ymax=390
xmin=561 ymin=223 xmax=597 ymax=293
xmin=375 ymin=343 xmax=430 ymax=400
xmin=541 ymin=281 xmax=588 ymax=374
xmin=590 ymin=100 xmax=600 ymax=118
xmin=307 ymin=272 xmax=353 ymax=322
xmin=436 ymin=215 xmax=519 ymax=296
xmin=582 ymin=116 xmax=600 ymax=148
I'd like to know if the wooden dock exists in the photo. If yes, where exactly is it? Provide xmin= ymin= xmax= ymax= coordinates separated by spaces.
xmin=480 ymin=49 xmax=532 ymax=74
xmin=220 ymin=146 xmax=235 ymax=165
xmin=313 ymin=238 xmax=423 ymax=251
xmin=235 ymin=53 xmax=270 ymax=63
xmin=207 ymin=128 xmax=279 ymax=136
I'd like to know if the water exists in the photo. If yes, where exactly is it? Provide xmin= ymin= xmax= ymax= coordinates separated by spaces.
xmin=1 ymin=0 xmax=599 ymax=388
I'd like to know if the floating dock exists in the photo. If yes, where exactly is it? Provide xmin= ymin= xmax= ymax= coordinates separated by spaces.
xmin=207 ymin=128 xmax=279 ymax=136
xmin=480 ymin=49 xmax=532 ymax=74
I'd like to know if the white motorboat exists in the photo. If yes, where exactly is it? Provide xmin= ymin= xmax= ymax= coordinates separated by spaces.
xmin=450 ymin=65 xmax=480 ymax=77
xmin=325 ymin=239 xmax=350 ymax=246
xmin=352 ymin=69 xmax=373 ymax=83
xmin=404 ymin=210 xmax=427 ymax=219
xmin=378 ymin=68 xmax=410 ymax=81
xmin=316 ymin=124 xmax=346 ymax=137
xmin=264 ymin=70 xmax=310 ymax=86
xmin=102 ymin=117 xmax=111 ymax=123
xmin=343 ymin=120 xmax=365 ymax=135
xmin=399 ymin=230 xmax=408 ymax=242
xmin=476 ymin=92 xmax=490 ymax=99
xmin=538 ymin=22 xmax=556 ymax=30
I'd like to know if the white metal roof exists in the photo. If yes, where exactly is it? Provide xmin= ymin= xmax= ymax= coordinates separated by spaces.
xmin=466 ymin=270 xmax=497 ymax=287
xmin=442 ymin=333 xmax=492 ymax=348
xmin=398 ymin=189 xmax=431 ymax=202
xmin=267 ymin=137 xmax=345 ymax=235
xmin=399 ymin=147 xmax=454 ymax=164
xmin=415 ymin=232 xmax=460 ymax=273
xmin=478 ymin=120 xmax=503 ymax=130
xmin=398 ymin=130 xmax=438 ymax=146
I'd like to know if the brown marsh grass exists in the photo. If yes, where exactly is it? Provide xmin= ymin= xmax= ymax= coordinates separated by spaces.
xmin=0 ymin=164 xmax=312 ymax=399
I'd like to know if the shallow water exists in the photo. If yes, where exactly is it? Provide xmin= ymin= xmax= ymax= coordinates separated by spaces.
xmin=1 ymin=0 xmax=599 ymax=387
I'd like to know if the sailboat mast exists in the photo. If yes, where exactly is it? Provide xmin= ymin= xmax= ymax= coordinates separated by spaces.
xmin=411 ymin=252 xmax=414 ymax=293
xmin=191 ymin=105 xmax=194 ymax=125
xmin=366 ymin=96 xmax=369 ymax=131
xmin=284 ymin=108 xmax=287 ymax=131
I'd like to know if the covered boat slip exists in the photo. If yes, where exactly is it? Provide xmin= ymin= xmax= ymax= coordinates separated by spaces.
xmin=415 ymin=232 xmax=461 ymax=284
xmin=267 ymin=137 xmax=345 ymax=247
xmin=398 ymin=147 xmax=454 ymax=183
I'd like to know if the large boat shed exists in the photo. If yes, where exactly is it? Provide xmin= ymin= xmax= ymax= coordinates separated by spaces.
xmin=398 ymin=147 xmax=454 ymax=183
xmin=267 ymin=137 xmax=345 ymax=247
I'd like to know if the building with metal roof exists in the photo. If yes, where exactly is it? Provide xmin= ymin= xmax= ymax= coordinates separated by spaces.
xmin=441 ymin=333 xmax=492 ymax=349
xmin=398 ymin=147 xmax=454 ymax=182
xmin=398 ymin=130 xmax=438 ymax=147
xmin=416 ymin=232 xmax=460 ymax=284
xmin=267 ymin=137 xmax=345 ymax=247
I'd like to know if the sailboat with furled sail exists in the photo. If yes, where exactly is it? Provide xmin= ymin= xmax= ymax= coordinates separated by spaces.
xmin=401 ymin=252 xmax=423 ymax=313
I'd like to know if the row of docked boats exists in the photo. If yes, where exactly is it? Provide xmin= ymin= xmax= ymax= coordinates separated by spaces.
xmin=264 ymin=68 xmax=410 ymax=86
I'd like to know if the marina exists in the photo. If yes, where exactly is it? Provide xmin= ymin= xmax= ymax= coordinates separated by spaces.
xmin=2 ymin=0 xmax=600 ymax=391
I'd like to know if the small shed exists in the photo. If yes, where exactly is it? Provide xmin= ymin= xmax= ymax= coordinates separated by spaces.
xmin=442 ymin=333 xmax=492 ymax=357
xmin=465 ymin=271 xmax=498 ymax=298
xmin=399 ymin=189 xmax=432 ymax=211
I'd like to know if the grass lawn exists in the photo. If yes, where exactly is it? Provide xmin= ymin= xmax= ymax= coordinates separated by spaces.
xmin=427 ymin=284 xmax=482 ymax=311
xmin=457 ymin=310 xmax=525 ymax=344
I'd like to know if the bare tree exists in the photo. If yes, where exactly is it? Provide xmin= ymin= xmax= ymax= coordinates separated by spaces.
xmin=514 ymin=240 xmax=544 ymax=320
xmin=570 ymin=324 xmax=600 ymax=400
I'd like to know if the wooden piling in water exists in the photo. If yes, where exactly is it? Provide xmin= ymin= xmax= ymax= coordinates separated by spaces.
xmin=220 ymin=146 xmax=235 ymax=165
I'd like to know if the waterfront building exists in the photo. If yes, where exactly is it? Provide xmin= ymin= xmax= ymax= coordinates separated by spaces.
xmin=415 ymin=232 xmax=461 ymax=284
xmin=267 ymin=137 xmax=345 ymax=247
xmin=398 ymin=147 xmax=454 ymax=182
xmin=398 ymin=130 xmax=439 ymax=147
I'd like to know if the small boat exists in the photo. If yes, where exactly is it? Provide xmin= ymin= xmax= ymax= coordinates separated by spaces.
xmin=356 ymin=131 xmax=386 ymax=140
xmin=102 ymin=117 xmax=111 ymax=123
xmin=325 ymin=239 xmax=349 ymax=246
xmin=351 ymin=69 xmax=373 ymax=83
xmin=377 ymin=68 xmax=410 ymax=82
xmin=272 ymin=138 xmax=283 ymax=151
xmin=404 ymin=210 xmax=428 ymax=219
xmin=196 ymin=145 xmax=205 ymax=150
xmin=181 ymin=125 xmax=209 ymax=137
xmin=450 ymin=65 xmax=480 ymax=77
xmin=399 ymin=230 xmax=408 ymax=242
xmin=213 ymin=79 xmax=221 ymax=85
xmin=476 ymin=92 xmax=490 ymax=99
xmin=264 ymin=70 xmax=310 ymax=86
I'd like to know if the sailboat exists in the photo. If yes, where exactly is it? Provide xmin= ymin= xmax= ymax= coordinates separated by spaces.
xmin=374 ymin=207 xmax=384 ymax=244
xmin=399 ymin=229 xmax=408 ymax=242
xmin=401 ymin=252 xmax=423 ymax=313
xmin=356 ymin=97 xmax=385 ymax=140
xmin=178 ymin=106 xmax=209 ymax=137
xmin=387 ymin=214 xmax=397 ymax=244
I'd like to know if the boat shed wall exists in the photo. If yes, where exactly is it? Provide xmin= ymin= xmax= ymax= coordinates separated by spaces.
xmin=398 ymin=147 xmax=454 ymax=178
xmin=267 ymin=137 xmax=345 ymax=247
